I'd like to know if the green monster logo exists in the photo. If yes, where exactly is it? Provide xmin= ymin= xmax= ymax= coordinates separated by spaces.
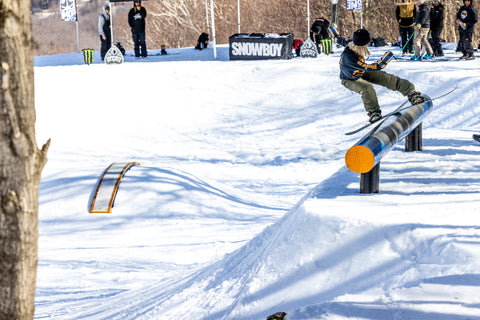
xmin=82 ymin=49 xmax=94 ymax=65
xmin=321 ymin=39 xmax=333 ymax=55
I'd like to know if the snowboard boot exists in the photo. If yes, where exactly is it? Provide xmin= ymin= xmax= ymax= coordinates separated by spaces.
xmin=423 ymin=53 xmax=434 ymax=60
xmin=368 ymin=109 xmax=382 ymax=123
xmin=408 ymin=91 xmax=424 ymax=105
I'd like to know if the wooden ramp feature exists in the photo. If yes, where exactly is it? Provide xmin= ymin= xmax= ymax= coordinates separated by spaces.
xmin=90 ymin=161 xmax=140 ymax=213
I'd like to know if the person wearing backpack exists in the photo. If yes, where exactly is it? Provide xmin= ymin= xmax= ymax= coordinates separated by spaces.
xmin=396 ymin=0 xmax=416 ymax=55
xmin=128 ymin=0 xmax=148 ymax=58
xmin=98 ymin=4 xmax=111 ymax=61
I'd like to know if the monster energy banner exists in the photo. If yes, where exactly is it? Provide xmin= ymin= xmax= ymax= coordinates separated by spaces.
xmin=229 ymin=33 xmax=293 ymax=60
xmin=60 ymin=0 xmax=78 ymax=21
xmin=346 ymin=0 xmax=362 ymax=12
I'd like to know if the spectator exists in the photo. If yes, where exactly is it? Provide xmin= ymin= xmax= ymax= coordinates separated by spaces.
xmin=456 ymin=0 xmax=478 ymax=60
xmin=430 ymin=0 xmax=445 ymax=56
xmin=128 ymin=0 xmax=147 ymax=58
xmin=310 ymin=17 xmax=334 ymax=54
xmin=411 ymin=0 xmax=434 ymax=60
xmin=98 ymin=4 xmax=111 ymax=61
xmin=396 ymin=0 xmax=416 ymax=54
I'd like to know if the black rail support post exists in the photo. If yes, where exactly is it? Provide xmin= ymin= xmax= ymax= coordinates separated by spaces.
xmin=405 ymin=123 xmax=423 ymax=152
xmin=360 ymin=162 xmax=380 ymax=194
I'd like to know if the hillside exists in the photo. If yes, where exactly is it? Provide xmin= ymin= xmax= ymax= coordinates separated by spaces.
xmin=33 ymin=43 xmax=480 ymax=319
xmin=32 ymin=0 xmax=478 ymax=56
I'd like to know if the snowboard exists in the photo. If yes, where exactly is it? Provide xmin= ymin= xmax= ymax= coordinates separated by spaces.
xmin=345 ymin=87 xmax=457 ymax=135
xmin=394 ymin=55 xmax=453 ymax=62
xmin=473 ymin=134 xmax=480 ymax=143
xmin=127 ymin=50 xmax=179 ymax=57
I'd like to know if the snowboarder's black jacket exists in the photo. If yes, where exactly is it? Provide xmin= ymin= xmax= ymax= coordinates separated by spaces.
xmin=339 ymin=46 xmax=384 ymax=81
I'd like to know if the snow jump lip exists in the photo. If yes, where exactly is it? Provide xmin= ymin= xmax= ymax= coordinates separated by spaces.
xmin=90 ymin=161 xmax=140 ymax=213
xmin=345 ymin=94 xmax=432 ymax=173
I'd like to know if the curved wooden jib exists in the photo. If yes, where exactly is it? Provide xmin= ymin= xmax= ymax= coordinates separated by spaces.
xmin=90 ymin=161 xmax=141 ymax=213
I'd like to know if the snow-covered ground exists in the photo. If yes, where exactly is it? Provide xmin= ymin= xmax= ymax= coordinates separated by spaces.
xmin=34 ymin=43 xmax=480 ymax=320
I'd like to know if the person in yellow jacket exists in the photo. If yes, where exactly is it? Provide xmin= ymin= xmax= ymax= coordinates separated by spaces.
xmin=396 ymin=0 xmax=416 ymax=54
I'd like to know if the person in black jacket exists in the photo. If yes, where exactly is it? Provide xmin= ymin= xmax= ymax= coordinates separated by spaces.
xmin=128 ymin=0 xmax=147 ymax=58
xmin=310 ymin=17 xmax=334 ymax=54
xmin=456 ymin=0 xmax=478 ymax=59
xmin=98 ymin=4 xmax=111 ymax=61
xmin=430 ymin=0 xmax=445 ymax=56
xmin=339 ymin=29 xmax=423 ymax=123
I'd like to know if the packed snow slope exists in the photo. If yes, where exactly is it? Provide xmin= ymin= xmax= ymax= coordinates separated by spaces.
xmin=34 ymin=44 xmax=480 ymax=320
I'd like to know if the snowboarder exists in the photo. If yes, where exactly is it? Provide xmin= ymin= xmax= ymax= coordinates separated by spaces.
xmin=456 ymin=0 xmax=478 ymax=60
xmin=128 ymin=0 xmax=148 ymax=58
xmin=412 ymin=0 xmax=434 ymax=60
xmin=396 ymin=0 xmax=416 ymax=55
xmin=430 ymin=0 xmax=445 ymax=57
xmin=98 ymin=4 xmax=111 ymax=61
xmin=339 ymin=29 xmax=424 ymax=123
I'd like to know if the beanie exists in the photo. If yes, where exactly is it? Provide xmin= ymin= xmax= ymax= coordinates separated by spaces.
xmin=353 ymin=29 xmax=371 ymax=46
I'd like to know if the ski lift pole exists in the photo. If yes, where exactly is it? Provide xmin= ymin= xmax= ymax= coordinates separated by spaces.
xmin=210 ymin=0 xmax=217 ymax=59
xmin=237 ymin=0 xmax=241 ymax=33
xmin=76 ymin=20 xmax=80 ymax=52
xmin=307 ymin=0 xmax=310 ymax=38
xmin=205 ymin=0 xmax=210 ymax=44
xmin=109 ymin=0 xmax=114 ymax=45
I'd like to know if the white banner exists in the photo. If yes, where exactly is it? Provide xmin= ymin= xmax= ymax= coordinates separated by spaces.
xmin=346 ymin=0 xmax=362 ymax=12
xmin=60 ymin=0 xmax=77 ymax=22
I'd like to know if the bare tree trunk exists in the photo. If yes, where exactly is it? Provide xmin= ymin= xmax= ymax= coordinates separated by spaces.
xmin=0 ymin=0 xmax=50 ymax=319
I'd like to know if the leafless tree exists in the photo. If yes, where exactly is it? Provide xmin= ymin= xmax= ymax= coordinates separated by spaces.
xmin=1 ymin=0 xmax=50 ymax=319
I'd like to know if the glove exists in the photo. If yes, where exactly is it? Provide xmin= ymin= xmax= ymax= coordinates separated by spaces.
xmin=377 ymin=51 xmax=394 ymax=69
xmin=414 ymin=23 xmax=421 ymax=31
